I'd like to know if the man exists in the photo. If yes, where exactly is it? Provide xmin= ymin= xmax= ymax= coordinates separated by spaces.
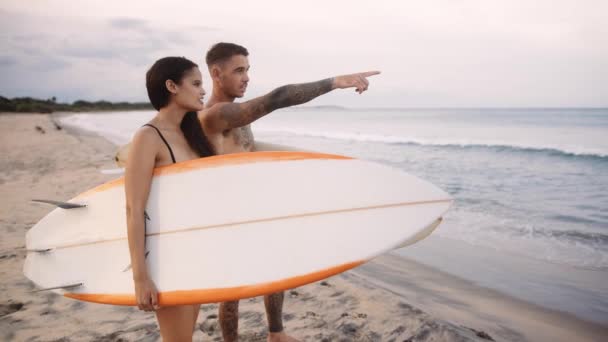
xmin=199 ymin=42 xmax=379 ymax=342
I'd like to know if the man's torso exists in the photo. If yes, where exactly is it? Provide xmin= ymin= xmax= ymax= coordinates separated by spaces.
xmin=207 ymin=125 xmax=255 ymax=155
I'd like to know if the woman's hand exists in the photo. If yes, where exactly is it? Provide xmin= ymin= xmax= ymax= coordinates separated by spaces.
xmin=134 ymin=275 xmax=159 ymax=311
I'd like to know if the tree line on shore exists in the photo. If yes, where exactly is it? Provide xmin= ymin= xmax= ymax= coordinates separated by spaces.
xmin=0 ymin=96 xmax=152 ymax=113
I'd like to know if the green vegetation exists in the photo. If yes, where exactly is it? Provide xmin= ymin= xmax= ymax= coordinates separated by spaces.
xmin=0 ymin=96 xmax=152 ymax=113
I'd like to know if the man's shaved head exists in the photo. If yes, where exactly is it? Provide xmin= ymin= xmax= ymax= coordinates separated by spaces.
xmin=206 ymin=42 xmax=249 ymax=67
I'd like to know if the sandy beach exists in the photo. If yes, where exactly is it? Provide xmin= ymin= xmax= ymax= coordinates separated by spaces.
xmin=1 ymin=113 xmax=607 ymax=342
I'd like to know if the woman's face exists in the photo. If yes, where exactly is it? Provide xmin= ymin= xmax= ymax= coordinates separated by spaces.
xmin=173 ymin=67 xmax=206 ymax=111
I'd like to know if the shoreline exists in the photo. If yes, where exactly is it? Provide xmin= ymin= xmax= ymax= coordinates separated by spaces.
xmin=395 ymin=234 xmax=608 ymax=325
xmin=1 ymin=113 xmax=606 ymax=341
xmin=352 ymin=253 xmax=608 ymax=341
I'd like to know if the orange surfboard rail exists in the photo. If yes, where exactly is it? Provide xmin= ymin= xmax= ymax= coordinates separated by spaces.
xmin=65 ymin=260 xmax=364 ymax=306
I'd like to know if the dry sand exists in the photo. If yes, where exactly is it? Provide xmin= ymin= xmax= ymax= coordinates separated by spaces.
xmin=1 ymin=113 xmax=606 ymax=341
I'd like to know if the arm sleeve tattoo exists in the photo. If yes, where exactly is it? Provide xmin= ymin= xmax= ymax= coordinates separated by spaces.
xmin=215 ymin=78 xmax=334 ymax=130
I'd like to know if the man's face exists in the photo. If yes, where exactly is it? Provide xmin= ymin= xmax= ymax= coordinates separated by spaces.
xmin=216 ymin=54 xmax=250 ymax=98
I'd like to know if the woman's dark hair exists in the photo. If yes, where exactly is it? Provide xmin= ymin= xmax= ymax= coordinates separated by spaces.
xmin=181 ymin=111 xmax=215 ymax=157
xmin=146 ymin=56 xmax=198 ymax=111
xmin=146 ymin=56 xmax=215 ymax=157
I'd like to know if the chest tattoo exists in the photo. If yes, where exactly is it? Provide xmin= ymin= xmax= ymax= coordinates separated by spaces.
xmin=232 ymin=125 xmax=254 ymax=149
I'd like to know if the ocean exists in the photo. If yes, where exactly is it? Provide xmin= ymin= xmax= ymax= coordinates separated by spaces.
xmin=59 ymin=107 xmax=608 ymax=324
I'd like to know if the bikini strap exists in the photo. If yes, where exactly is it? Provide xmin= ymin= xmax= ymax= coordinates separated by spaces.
xmin=142 ymin=124 xmax=176 ymax=163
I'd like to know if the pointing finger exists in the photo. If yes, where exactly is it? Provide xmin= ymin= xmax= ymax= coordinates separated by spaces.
xmin=360 ymin=71 xmax=381 ymax=78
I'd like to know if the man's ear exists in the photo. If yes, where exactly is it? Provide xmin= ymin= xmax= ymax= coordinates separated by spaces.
xmin=210 ymin=65 xmax=221 ymax=81
xmin=165 ymin=79 xmax=178 ymax=94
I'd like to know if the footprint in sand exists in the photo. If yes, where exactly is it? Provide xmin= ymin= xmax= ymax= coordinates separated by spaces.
xmin=0 ymin=302 xmax=24 ymax=317
xmin=240 ymin=310 xmax=264 ymax=326
xmin=0 ymin=253 xmax=17 ymax=260
xmin=199 ymin=313 xmax=219 ymax=337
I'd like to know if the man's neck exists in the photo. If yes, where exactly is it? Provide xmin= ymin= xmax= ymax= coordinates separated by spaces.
xmin=206 ymin=87 xmax=235 ymax=108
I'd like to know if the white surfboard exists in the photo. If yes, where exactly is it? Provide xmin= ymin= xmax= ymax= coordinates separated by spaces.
xmin=24 ymin=151 xmax=452 ymax=306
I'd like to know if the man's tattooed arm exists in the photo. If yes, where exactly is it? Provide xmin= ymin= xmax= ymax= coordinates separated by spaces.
xmin=203 ymin=78 xmax=334 ymax=133
xmin=202 ymin=70 xmax=379 ymax=133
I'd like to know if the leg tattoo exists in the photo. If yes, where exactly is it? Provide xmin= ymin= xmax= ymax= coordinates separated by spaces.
xmin=219 ymin=301 xmax=239 ymax=342
xmin=264 ymin=292 xmax=285 ymax=333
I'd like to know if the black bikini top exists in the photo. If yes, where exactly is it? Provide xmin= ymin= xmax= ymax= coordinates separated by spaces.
xmin=142 ymin=124 xmax=176 ymax=163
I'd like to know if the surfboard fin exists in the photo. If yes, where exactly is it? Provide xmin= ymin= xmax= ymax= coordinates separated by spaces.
xmin=27 ymin=248 xmax=54 ymax=253
xmin=31 ymin=199 xmax=86 ymax=209
xmin=32 ymin=282 xmax=83 ymax=292
xmin=122 ymin=251 xmax=150 ymax=272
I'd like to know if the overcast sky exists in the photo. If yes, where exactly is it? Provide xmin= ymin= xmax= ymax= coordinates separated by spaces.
xmin=1 ymin=0 xmax=606 ymax=107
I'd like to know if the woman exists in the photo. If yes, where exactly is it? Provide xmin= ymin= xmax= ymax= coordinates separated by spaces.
xmin=125 ymin=56 xmax=214 ymax=341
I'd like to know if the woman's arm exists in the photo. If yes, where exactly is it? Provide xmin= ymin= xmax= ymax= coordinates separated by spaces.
xmin=124 ymin=128 xmax=159 ymax=311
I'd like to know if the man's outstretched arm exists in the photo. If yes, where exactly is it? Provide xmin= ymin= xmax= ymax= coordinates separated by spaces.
xmin=201 ymin=71 xmax=380 ymax=133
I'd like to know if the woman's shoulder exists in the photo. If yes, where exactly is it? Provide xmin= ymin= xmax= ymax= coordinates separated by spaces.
xmin=130 ymin=125 xmax=161 ymax=154
xmin=133 ymin=124 xmax=160 ymax=142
